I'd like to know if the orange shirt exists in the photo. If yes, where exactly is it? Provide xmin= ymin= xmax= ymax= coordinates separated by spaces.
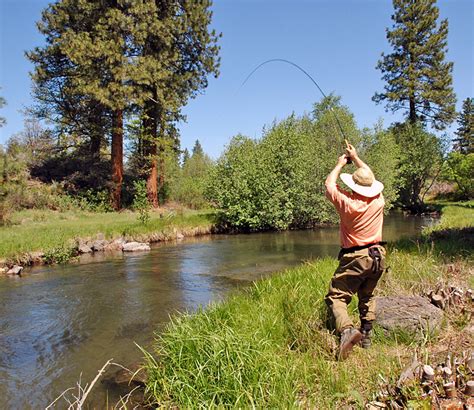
xmin=325 ymin=182 xmax=384 ymax=248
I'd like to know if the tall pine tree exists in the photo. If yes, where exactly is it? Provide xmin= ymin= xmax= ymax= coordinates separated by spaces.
xmin=374 ymin=0 xmax=456 ymax=130
xmin=138 ymin=0 xmax=220 ymax=206
xmin=29 ymin=0 xmax=220 ymax=209
xmin=453 ymin=97 xmax=473 ymax=154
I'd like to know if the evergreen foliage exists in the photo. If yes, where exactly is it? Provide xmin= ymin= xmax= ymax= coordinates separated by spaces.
xmin=192 ymin=139 xmax=205 ymax=157
xmin=453 ymin=97 xmax=473 ymax=154
xmin=28 ymin=0 xmax=221 ymax=209
xmin=169 ymin=144 xmax=213 ymax=209
xmin=0 ymin=88 xmax=6 ymax=127
xmin=374 ymin=0 xmax=456 ymax=130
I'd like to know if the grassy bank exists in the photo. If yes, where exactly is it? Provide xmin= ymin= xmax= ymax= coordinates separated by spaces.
xmin=143 ymin=202 xmax=473 ymax=408
xmin=0 ymin=208 xmax=215 ymax=262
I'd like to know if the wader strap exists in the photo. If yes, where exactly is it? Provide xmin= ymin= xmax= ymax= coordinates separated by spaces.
xmin=368 ymin=246 xmax=383 ymax=274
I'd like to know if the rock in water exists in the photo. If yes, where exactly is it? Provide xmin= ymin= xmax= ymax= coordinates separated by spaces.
xmin=104 ymin=238 xmax=125 ymax=252
xmin=78 ymin=244 xmax=93 ymax=254
xmin=91 ymin=240 xmax=107 ymax=252
xmin=7 ymin=265 xmax=23 ymax=276
xmin=375 ymin=296 xmax=443 ymax=335
xmin=122 ymin=242 xmax=151 ymax=252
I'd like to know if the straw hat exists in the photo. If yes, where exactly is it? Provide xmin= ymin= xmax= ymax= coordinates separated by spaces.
xmin=340 ymin=168 xmax=384 ymax=198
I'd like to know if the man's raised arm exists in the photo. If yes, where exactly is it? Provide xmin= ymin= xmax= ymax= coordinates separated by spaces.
xmin=325 ymin=154 xmax=348 ymax=187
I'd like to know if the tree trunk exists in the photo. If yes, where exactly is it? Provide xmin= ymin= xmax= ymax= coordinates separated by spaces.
xmin=111 ymin=109 xmax=123 ymax=210
xmin=143 ymin=100 xmax=159 ymax=207
xmin=90 ymin=133 xmax=101 ymax=157
xmin=409 ymin=96 xmax=416 ymax=124
xmin=147 ymin=144 xmax=159 ymax=208
xmin=157 ymin=120 xmax=166 ymax=206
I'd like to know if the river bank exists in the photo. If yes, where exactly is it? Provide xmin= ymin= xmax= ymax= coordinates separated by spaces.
xmin=0 ymin=204 xmax=442 ymax=275
xmin=142 ymin=202 xmax=473 ymax=408
xmin=0 ymin=208 xmax=216 ymax=274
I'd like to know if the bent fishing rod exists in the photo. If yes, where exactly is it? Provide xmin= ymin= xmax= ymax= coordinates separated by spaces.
xmin=239 ymin=58 xmax=351 ymax=160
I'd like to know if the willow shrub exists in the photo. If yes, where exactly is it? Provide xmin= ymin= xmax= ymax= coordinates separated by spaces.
xmin=208 ymin=98 xmax=400 ymax=231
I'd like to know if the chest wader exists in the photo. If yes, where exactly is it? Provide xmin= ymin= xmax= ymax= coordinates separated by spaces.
xmin=360 ymin=245 xmax=386 ymax=348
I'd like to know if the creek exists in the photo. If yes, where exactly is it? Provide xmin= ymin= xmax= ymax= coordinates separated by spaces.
xmin=0 ymin=212 xmax=433 ymax=408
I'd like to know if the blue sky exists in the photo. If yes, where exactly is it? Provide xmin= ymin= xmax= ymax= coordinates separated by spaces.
xmin=0 ymin=0 xmax=472 ymax=158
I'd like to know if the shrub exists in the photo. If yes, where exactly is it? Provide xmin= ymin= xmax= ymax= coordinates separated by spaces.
xmin=441 ymin=152 xmax=474 ymax=199
xmin=132 ymin=180 xmax=150 ymax=224
xmin=207 ymin=98 xmax=400 ymax=230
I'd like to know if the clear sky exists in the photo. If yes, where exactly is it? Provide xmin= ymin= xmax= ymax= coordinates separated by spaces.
xmin=0 ymin=0 xmax=473 ymax=158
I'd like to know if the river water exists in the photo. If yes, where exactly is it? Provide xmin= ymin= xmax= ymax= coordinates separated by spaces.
xmin=0 ymin=213 xmax=433 ymax=408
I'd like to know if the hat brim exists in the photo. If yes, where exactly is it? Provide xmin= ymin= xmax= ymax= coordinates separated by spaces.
xmin=340 ymin=173 xmax=384 ymax=198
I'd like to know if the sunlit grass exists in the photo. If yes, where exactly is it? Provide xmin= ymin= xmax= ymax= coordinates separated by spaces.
xmin=0 ymin=209 xmax=215 ymax=259
xmin=142 ymin=203 xmax=473 ymax=407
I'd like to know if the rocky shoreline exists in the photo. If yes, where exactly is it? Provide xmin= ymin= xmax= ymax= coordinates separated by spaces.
xmin=0 ymin=224 xmax=215 ymax=277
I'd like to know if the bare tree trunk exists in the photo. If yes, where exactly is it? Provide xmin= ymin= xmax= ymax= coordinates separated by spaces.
xmin=157 ymin=119 xmax=166 ymax=206
xmin=147 ymin=144 xmax=159 ymax=208
xmin=111 ymin=109 xmax=123 ymax=210
xmin=143 ymin=100 xmax=159 ymax=208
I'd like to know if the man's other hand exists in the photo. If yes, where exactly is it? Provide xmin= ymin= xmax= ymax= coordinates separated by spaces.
xmin=337 ymin=154 xmax=348 ymax=167
xmin=345 ymin=140 xmax=358 ymax=160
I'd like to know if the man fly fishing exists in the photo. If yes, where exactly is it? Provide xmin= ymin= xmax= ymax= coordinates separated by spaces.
xmin=324 ymin=141 xmax=386 ymax=360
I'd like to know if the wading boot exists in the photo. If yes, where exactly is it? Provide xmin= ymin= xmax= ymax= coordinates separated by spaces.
xmin=360 ymin=322 xmax=373 ymax=349
xmin=338 ymin=327 xmax=363 ymax=361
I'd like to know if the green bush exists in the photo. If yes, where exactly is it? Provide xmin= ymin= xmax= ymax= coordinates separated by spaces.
xmin=78 ymin=189 xmax=114 ymax=213
xmin=207 ymin=98 xmax=400 ymax=230
xmin=132 ymin=180 xmax=151 ymax=224
xmin=441 ymin=152 xmax=474 ymax=199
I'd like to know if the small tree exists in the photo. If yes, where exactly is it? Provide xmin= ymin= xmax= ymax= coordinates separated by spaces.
xmin=392 ymin=121 xmax=444 ymax=211
xmin=453 ymin=97 xmax=473 ymax=154
xmin=192 ymin=140 xmax=204 ymax=157
xmin=132 ymin=180 xmax=151 ymax=225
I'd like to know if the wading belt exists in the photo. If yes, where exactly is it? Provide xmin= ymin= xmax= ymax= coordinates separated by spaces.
xmin=338 ymin=241 xmax=387 ymax=260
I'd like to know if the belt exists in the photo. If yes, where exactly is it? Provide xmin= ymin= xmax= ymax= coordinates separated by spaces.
xmin=338 ymin=241 xmax=386 ymax=259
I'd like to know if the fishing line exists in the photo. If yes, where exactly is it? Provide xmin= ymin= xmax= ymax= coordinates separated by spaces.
xmin=239 ymin=58 xmax=349 ymax=152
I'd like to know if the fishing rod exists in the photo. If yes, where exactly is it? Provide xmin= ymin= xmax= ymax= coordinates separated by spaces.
xmin=239 ymin=58 xmax=351 ymax=160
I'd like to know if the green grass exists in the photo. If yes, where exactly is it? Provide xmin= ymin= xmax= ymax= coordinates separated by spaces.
xmin=0 ymin=208 xmax=215 ymax=260
xmin=143 ymin=203 xmax=473 ymax=408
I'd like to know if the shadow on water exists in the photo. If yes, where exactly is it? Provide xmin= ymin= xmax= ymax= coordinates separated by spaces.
xmin=0 ymin=212 xmax=434 ymax=408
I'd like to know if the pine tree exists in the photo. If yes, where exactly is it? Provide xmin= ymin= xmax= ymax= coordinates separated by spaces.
xmin=453 ymin=98 xmax=473 ymax=154
xmin=192 ymin=140 xmax=204 ymax=157
xmin=138 ymin=1 xmax=220 ymax=206
xmin=374 ymin=0 xmax=456 ymax=130
xmin=29 ymin=0 xmax=220 ymax=209
xmin=182 ymin=148 xmax=190 ymax=166
xmin=0 ymin=88 xmax=6 ymax=127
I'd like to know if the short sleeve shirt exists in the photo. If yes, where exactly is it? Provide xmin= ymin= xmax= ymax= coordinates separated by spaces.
xmin=325 ymin=182 xmax=385 ymax=248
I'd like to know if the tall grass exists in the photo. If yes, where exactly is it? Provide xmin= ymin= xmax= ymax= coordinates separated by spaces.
xmin=143 ymin=203 xmax=473 ymax=407
xmin=144 ymin=259 xmax=403 ymax=408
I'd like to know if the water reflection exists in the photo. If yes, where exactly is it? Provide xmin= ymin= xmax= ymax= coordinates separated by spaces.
xmin=0 ymin=212 xmax=433 ymax=408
